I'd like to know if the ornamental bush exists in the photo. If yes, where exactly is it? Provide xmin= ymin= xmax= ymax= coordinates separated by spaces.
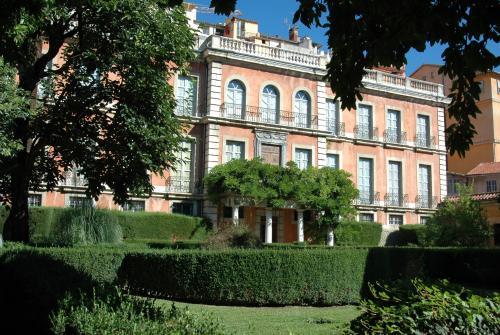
xmin=334 ymin=220 xmax=382 ymax=246
xmin=426 ymin=185 xmax=492 ymax=247
xmin=51 ymin=288 xmax=227 ymax=335
xmin=397 ymin=224 xmax=427 ymax=246
xmin=348 ymin=278 xmax=500 ymax=335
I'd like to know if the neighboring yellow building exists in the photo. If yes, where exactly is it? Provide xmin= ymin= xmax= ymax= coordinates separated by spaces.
xmin=411 ymin=66 xmax=500 ymax=175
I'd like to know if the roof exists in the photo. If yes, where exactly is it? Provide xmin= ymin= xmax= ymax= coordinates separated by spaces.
xmin=447 ymin=192 xmax=500 ymax=202
xmin=409 ymin=64 xmax=442 ymax=77
xmin=467 ymin=162 xmax=500 ymax=176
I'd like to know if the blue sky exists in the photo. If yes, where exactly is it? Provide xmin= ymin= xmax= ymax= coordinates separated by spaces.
xmin=193 ymin=0 xmax=499 ymax=75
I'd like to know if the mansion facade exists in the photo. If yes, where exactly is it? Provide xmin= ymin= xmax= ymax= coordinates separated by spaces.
xmin=32 ymin=7 xmax=450 ymax=243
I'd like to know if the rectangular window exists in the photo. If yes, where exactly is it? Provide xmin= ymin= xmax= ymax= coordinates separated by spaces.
xmin=326 ymin=99 xmax=340 ymax=135
xmin=169 ymin=141 xmax=193 ymax=193
xmin=358 ymin=158 xmax=374 ymax=204
xmin=295 ymin=148 xmax=312 ymax=170
xmin=386 ymin=109 xmax=401 ymax=143
xmin=416 ymin=115 xmax=430 ymax=147
xmin=357 ymin=104 xmax=373 ymax=140
xmin=326 ymin=154 xmax=339 ymax=169
xmin=225 ymin=140 xmax=245 ymax=161
xmin=418 ymin=164 xmax=432 ymax=208
xmin=486 ymin=180 xmax=497 ymax=192
xmin=176 ymin=76 xmax=197 ymax=116
xmin=359 ymin=213 xmax=374 ymax=222
xmin=172 ymin=202 xmax=194 ymax=216
xmin=123 ymin=200 xmax=145 ymax=212
xmin=420 ymin=216 xmax=430 ymax=224
xmin=497 ymin=80 xmax=500 ymax=94
xmin=69 ymin=196 xmax=92 ymax=208
xmin=223 ymin=206 xmax=245 ymax=219
xmin=28 ymin=194 xmax=42 ymax=207
xmin=387 ymin=161 xmax=402 ymax=205
xmin=478 ymin=80 xmax=484 ymax=93
xmin=388 ymin=215 xmax=403 ymax=225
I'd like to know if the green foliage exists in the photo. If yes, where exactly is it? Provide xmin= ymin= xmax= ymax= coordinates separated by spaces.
xmin=0 ymin=206 xmax=208 ymax=244
xmin=50 ymin=206 xmax=123 ymax=246
xmin=205 ymin=159 xmax=358 ymax=228
xmin=334 ymin=220 xmax=382 ymax=246
xmin=426 ymin=185 xmax=492 ymax=246
xmin=115 ymin=211 xmax=209 ymax=242
xmin=0 ymin=0 xmax=195 ymax=241
xmin=396 ymin=224 xmax=428 ymax=246
xmin=348 ymin=278 xmax=500 ymax=335
xmin=51 ymin=288 xmax=227 ymax=335
xmin=205 ymin=224 xmax=262 ymax=249
xmin=0 ymin=57 xmax=31 ymax=158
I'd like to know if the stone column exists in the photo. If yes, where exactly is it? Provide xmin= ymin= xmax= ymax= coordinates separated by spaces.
xmin=296 ymin=209 xmax=304 ymax=243
xmin=327 ymin=226 xmax=334 ymax=247
xmin=265 ymin=208 xmax=273 ymax=243
xmin=232 ymin=206 xmax=239 ymax=226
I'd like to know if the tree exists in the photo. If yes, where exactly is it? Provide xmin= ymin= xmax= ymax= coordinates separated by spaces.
xmin=210 ymin=0 xmax=499 ymax=157
xmin=0 ymin=0 xmax=194 ymax=241
xmin=204 ymin=158 xmax=358 ymax=244
xmin=425 ymin=185 xmax=492 ymax=247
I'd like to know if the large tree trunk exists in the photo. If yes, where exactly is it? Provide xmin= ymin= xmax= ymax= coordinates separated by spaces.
xmin=3 ymin=163 xmax=30 ymax=242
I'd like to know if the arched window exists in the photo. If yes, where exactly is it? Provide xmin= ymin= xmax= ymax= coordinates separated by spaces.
xmin=261 ymin=85 xmax=279 ymax=123
xmin=294 ymin=91 xmax=311 ymax=128
xmin=226 ymin=80 xmax=246 ymax=119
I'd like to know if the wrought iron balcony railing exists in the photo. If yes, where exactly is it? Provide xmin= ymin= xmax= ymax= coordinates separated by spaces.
xmin=355 ymin=191 xmax=380 ymax=205
xmin=166 ymin=176 xmax=193 ymax=193
xmin=327 ymin=120 xmax=345 ymax=137
xmin=415 ymin=195 xmax=438 ymax=209
xmin=354 ymin=125 xmax=378 ymax=141
xmin=384 ymin=193 xmax=409 ymax=207
xmin=384 ymin=129 xmax=407 ymax=145
xmin=220 ymin=103 xmax=318 ymax=129
xmin=415 ymin=133 xmax=436 ymax=149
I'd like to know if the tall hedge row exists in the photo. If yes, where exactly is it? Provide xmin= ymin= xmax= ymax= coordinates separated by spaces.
xmin=0 ymin=207 xmax=209 ymax=243
xmin=334 ymin=221 xmax=382 ymax=246
xmin=1 ymin=246 xmax=499 ymax=308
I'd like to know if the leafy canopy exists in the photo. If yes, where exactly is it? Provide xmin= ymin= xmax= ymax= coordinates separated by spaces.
xmin=210 ymin=0 xmax=500 ymax=157
xmin=0 ymin=0 xmax=195 ymax=206
xmin=204 ymin=158 xmax=358 ymax=225
xmin=426 ymin=185 xmax=492 ymax=247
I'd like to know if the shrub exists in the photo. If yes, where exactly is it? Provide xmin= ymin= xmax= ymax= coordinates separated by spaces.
xmin=51 ymin=288 xmax=227 ymax=335
xmin=334 ymin=220 xmax=382 ymax=246
xmin=49 ymin=206 xmax=123 ymax=246
xmin=348 ymin=278 xmax=500 ymax=335
xmin=397 ymin=224 xmax=427 ymax=246
xmin=113 ymin=211 xmax=209 ymax=242
xmin=426 ymin=185 xmax=492 ymax=246
xmin=205 ymin=224 xmax=261 ymax=249
xmin=0 ymin=206 xmax=209 ymax=244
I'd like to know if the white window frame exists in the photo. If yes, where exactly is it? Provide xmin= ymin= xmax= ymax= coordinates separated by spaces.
xmin=486 ymin=180 xmax=497 ymax=192
xmin=225 ymin=140 xmax=245 ymax=162
xmin=326 ymin=153 xmax=340 ymax=169
xmin=388 ymin=214 xmax=404 ymax=226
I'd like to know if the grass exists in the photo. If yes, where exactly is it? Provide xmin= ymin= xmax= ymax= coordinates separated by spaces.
xmin=157 ymin=300 xmax=361 ymax=335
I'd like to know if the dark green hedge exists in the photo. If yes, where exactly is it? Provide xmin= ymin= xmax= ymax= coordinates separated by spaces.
xmin=397 ymin=224 xmax=427 ymax=246
xmin=0 ymin=246 xmax=498 ymax=313
xmin=334 ymin=221 xmax=382 ymax=246
xmin=0 ymin=207 xmax=209 ymax=243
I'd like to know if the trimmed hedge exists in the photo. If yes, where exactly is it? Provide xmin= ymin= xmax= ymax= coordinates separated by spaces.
xmin=0 ymin=207 xmax=209 ymax=243
xmin=1 ymin=246 xmax=499 ymax=310
xmin=397 ymin=224 xmax=427 ymax=246
xmin=334 ymin=221 xmax=382 ymax=246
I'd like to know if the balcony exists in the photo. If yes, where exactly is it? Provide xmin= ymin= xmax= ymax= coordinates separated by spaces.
xmin=354 ymin=125 xmax=378 ymax=141
xmin=327 ymin=120 xmax=345 ymax=137
xmin=355 ymin=191 xmax=380 ymax=206
xmin=415 ymin=133 xmax=436 ymax=149
xmin=383 ymin=129 xmax=407 ymax=145
xmin=206 ymin=35 xmax=325 ymax=68
xmin=220 ymin=103 xmax=318 ymax=129
xmin=166 ymin=176 xmax=192 ymax=193
xmin=384 ymin=193 xmax=409 ymax=207
xmin=363 ymin=69 xmax=444 ymax=97
xmin=416 ymin=195 xmax=438 ymax=209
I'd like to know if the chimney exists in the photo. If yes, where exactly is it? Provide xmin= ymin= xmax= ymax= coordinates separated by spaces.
xmin=289 ymin=26 xmax=299 ymax=42
xmin=225 ymin=17 xmax=238 ymax=38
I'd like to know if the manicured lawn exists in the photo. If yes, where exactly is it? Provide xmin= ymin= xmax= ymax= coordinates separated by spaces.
xmin=157 ymin=300 xmax=361 ymax=335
